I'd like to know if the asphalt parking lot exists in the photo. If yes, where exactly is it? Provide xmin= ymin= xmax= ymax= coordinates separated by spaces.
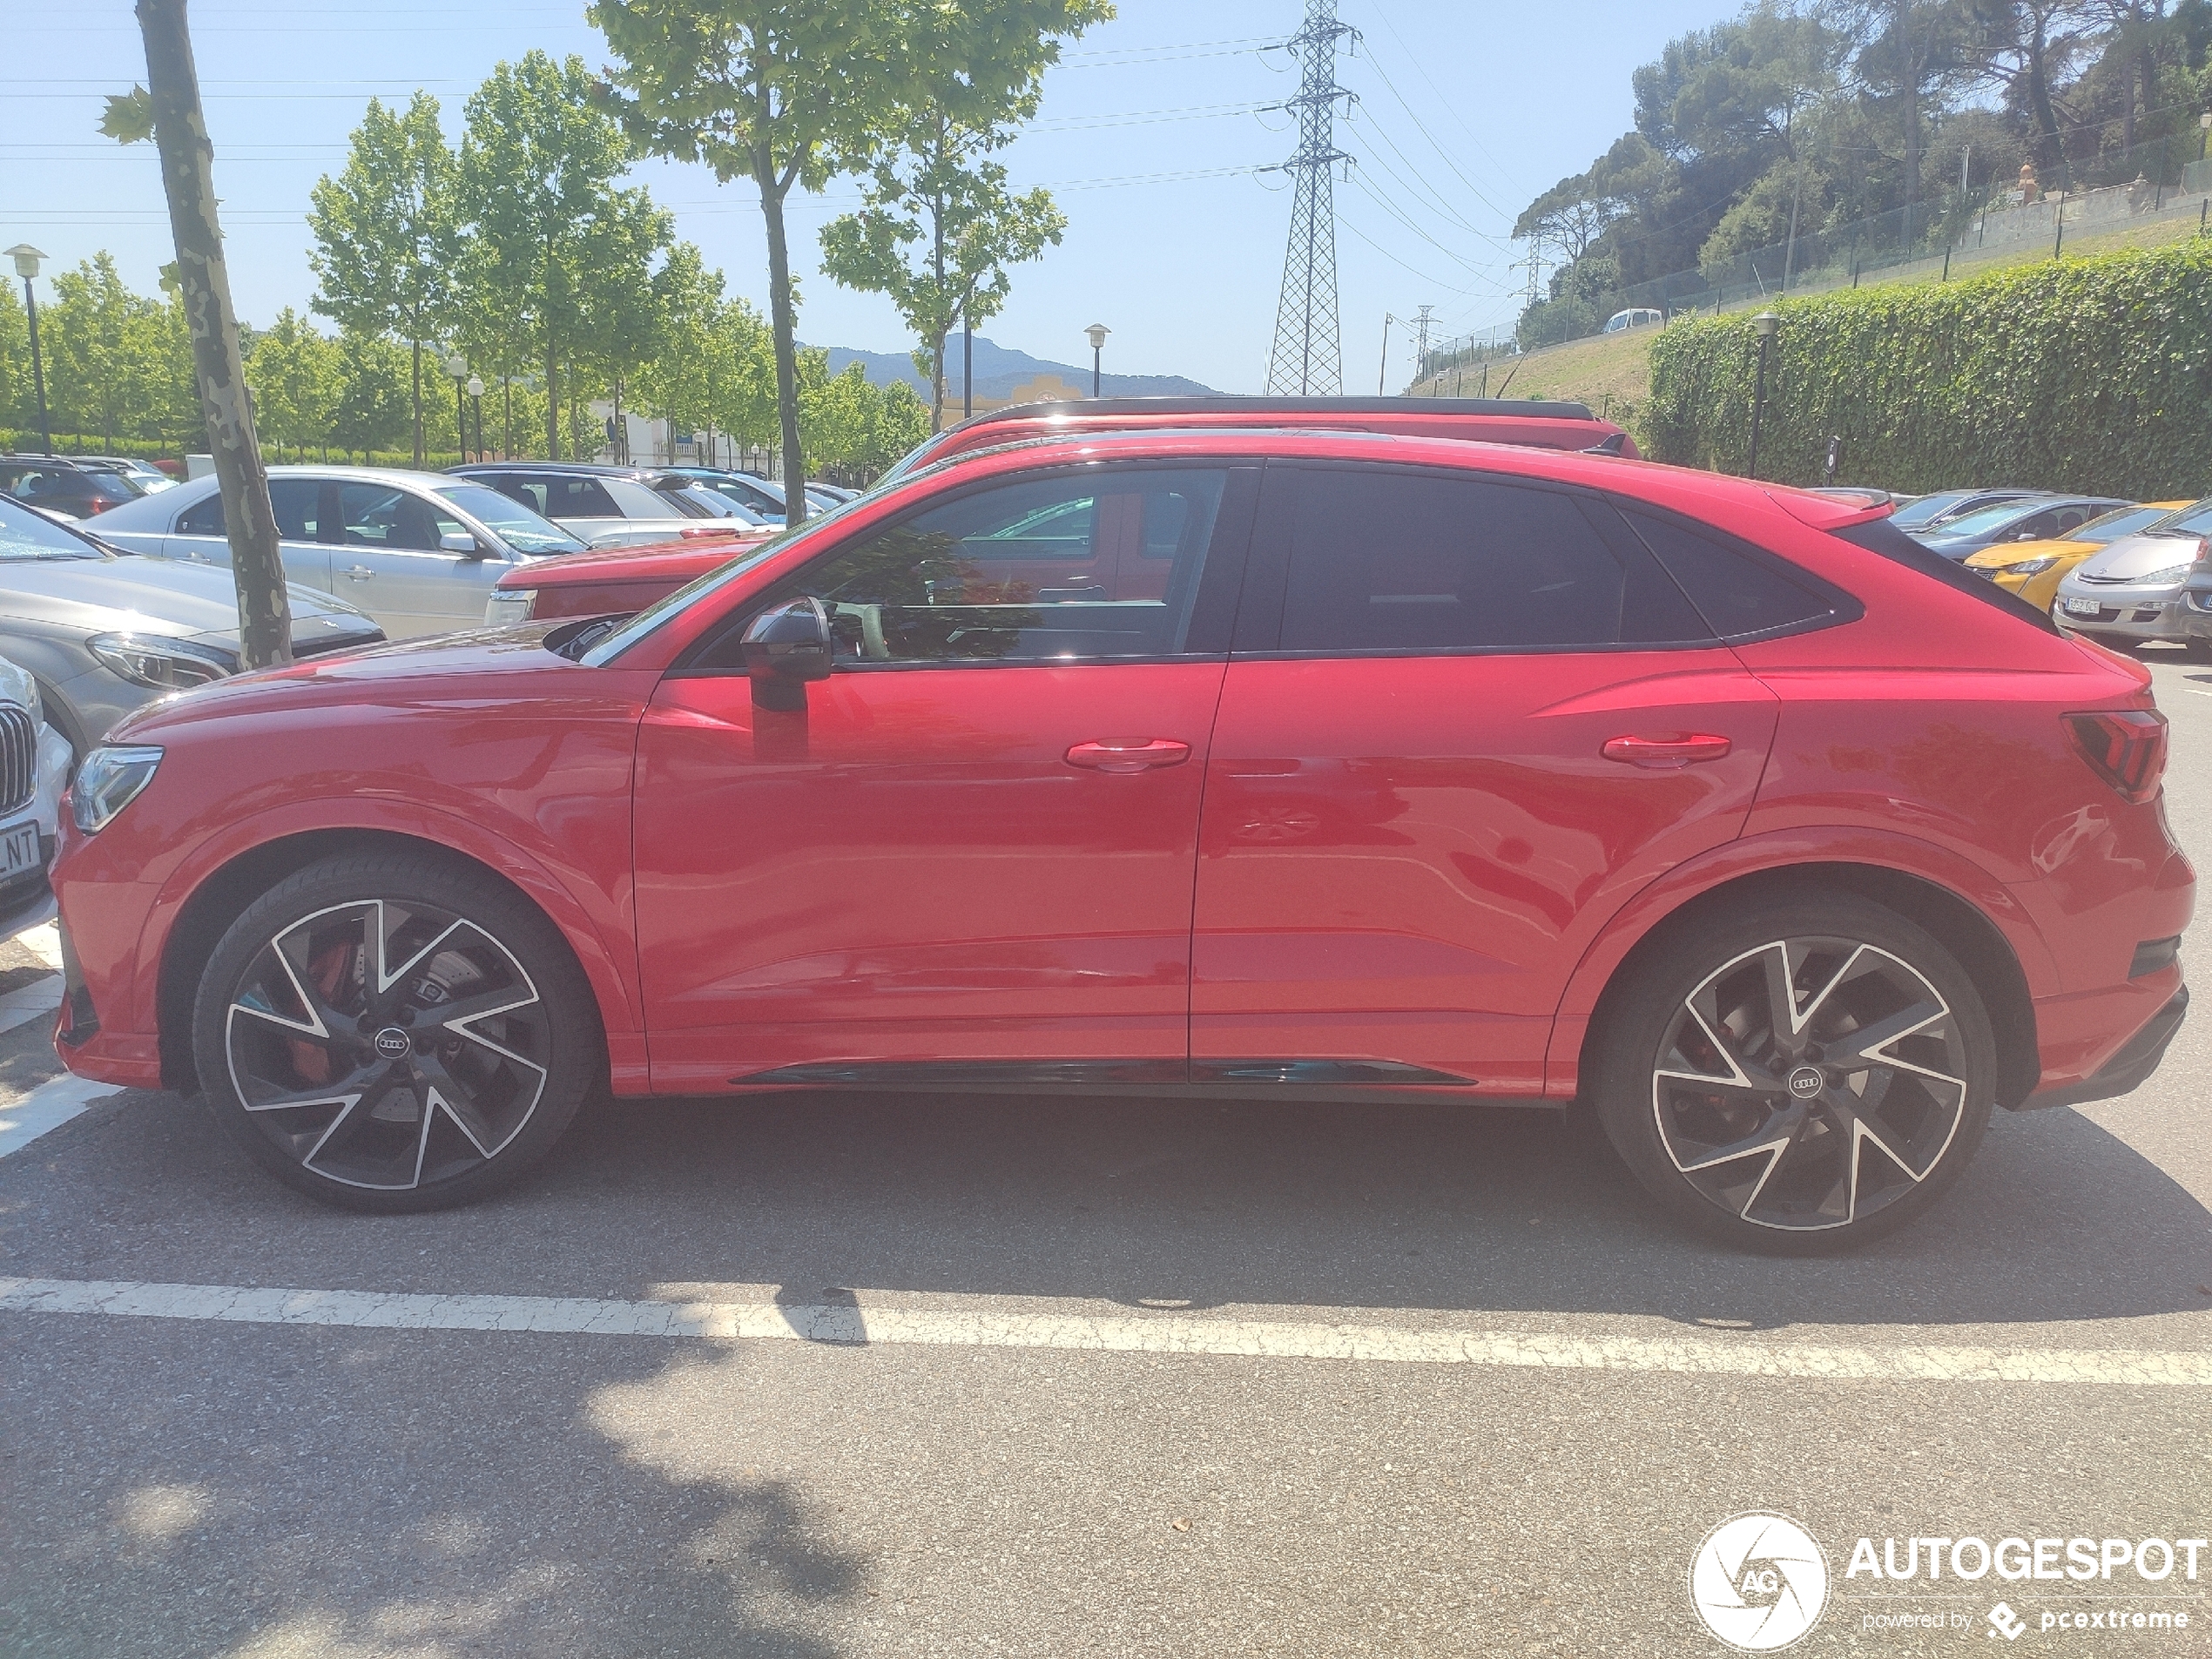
xmin=3 ymin=654 xmax=2209 ymax=1658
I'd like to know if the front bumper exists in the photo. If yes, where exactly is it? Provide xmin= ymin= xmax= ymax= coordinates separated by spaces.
xmin=2021 ymin=985 xmax=2189 ymax=1109
xmin=2053 ymin=586 xmax=2191 ymax=642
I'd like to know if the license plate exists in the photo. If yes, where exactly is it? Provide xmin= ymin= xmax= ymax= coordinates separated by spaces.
xmin=2064 ymin=596 xmax=2102 ymax=616
xmin=0 ymin=820 xmax=37 ymax=878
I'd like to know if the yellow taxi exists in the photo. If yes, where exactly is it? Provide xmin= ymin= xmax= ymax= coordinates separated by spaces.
xmin=1964 ymin=500 xmax=2195 ymax=610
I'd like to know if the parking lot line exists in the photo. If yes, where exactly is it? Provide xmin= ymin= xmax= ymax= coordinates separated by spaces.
xmin=3 ymin=1276 xmax=2208 ymax=1386
xmin=0 ymin=973 xmax=60 ymax=1036
xmin=0 ymin=1076 xmax=120 ymax=1158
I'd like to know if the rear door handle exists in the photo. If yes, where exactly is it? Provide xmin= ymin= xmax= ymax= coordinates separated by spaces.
xmin=1066 ymin=738 xmax=1192 ymax=773
xmin=1602 ymin=732 xmax=1732 ymax=768
xmin=342 ymin=565 xmax=374 ymax=581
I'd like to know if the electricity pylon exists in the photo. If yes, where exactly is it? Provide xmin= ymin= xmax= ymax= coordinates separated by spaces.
xmin=1264 ymin=0 xmax=1357 ymax=395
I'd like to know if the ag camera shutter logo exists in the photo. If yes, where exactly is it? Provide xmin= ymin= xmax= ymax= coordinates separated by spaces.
xmin=1689 ymin=1512 xmax=1831 ymax=1650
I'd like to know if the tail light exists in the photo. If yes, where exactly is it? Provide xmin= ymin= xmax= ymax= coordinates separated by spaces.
xmin=677 ymin=526 xmax=730 ymax=540
xmin=84 ymin=498 xmax=111 ymax=514
xmin=2066 ymin=710 xmax=2168 ymax=803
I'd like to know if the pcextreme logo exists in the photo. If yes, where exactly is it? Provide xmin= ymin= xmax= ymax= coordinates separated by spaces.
xmin=1689 ymin=1512 xmax=1831 ymax=1651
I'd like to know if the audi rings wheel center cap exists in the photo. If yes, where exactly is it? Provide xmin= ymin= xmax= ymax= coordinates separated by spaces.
xmin=1785 ymin=1065 xmax=1824 ymax=1100
xmin=374 ymin=1027 xmax=414 ymax=1061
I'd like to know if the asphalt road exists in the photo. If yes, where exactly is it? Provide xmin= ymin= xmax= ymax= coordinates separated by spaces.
xmin=3 ymin=651 xmax=2210 ymax=1658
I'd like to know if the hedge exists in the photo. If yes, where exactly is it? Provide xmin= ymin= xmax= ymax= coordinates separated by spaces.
xmin=1642 ymin=239 xmax=2212 ymax=499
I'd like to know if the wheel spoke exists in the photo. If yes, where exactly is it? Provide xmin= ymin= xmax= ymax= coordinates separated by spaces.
xmin=1653 ymin=933 xmax=1972 ymax=1232
xmin=224 ymin=893 xmax=553 ymax=1194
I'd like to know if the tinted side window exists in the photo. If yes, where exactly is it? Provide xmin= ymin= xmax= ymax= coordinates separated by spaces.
xmin=267 ymin=479 xmax=320 ymax=539
xmin=177 ymin=492 xmax=226 ymax=536
xmin=1275 ymin=467 xmax=1705 ymax=652
xmin=1623 ymin=511 xmax=1839 ymax=640
xmin=547 ymin=476 xmax=623 ymax=518
xmin=691 ymin=469 xmax=1228 ymax=670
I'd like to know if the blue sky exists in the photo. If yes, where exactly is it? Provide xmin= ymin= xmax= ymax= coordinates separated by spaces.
xmin=3 ymin=1 xmax=1730 ymax=393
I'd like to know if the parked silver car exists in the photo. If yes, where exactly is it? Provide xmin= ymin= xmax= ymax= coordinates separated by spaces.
xmin=0 ymin=648 xmax=78 ymax=935
xmin=0 ymin=490 xmax=385 ymax=756
xmin=90 ymin=465 xmax=591 ymax=638
xmin=447 ymin=462 xmax=734 ymax=548
xmin=2051 ymin=499 xmax=2212 ymax=651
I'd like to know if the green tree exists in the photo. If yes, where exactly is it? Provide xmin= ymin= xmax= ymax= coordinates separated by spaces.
xmin=455 ymin=51 xmax=637 ymax=461
xmin=819 ymin=115 xmax=1065 ymax=430
xmin=800 ymin=357 xmax=927 ymax=479
xmin=246 ymin=308 xmax=341 ymax=462
xmin=578 ymin=188 xmax=675 ymax=460
xmin=590 ymin=0 xmax=1111 ymax=519
xmin=41 ymin=253 xmax=156 ymax=447
xmin=308 ymin=91 xmax=459 ymax=468
xmin=332 ymin=331 xmax=410 ymax=460
xmin=0 ymin=284 xmax=26 ymax=440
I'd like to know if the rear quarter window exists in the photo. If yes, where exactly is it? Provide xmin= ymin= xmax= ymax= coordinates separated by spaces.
xmin=1828 ymin=516 xmax=2060 ymax=635
xmin=1621 ymin=510 xmax=1854 ymax=641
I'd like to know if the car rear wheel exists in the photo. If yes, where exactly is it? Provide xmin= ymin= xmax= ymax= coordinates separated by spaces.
xmin=192 ymin=851 xmax=602 ymax=1212
xmin=1588 ymin=893 xmax=1994 ymax=1252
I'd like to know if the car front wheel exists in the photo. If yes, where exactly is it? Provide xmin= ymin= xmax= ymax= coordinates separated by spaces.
xmin=1589 ymin=893 xmax=1995 ymax=1251
xmin=192 ymin=851 xmax=602 ymax=1211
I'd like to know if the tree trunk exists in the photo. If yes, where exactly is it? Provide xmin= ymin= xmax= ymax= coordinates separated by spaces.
xmin=409 ymin=334 xmax=424 ymax=467
xmin=613 ymin=373 xmax=624 ymax=463
xmin=502 ymin=374 xmax=512 ymax=462
xmin=757 ymin=160 xmax=808 ymax=525
xmin=134 ymin=0 xmax=290 ymax=669
xmin=544 ymin=339 xmax=560 ymax=461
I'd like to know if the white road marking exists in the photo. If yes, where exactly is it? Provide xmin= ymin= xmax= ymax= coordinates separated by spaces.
xmin=14 ymin=921 xmax=64 ymax=972
xmin=0 ymin=1077 xmax=119 ymax=1158
xmin=2 ymin=1276 xmax=2208 ymax=1386
xmin=0 ymin=973 xmax=60 ymax=1036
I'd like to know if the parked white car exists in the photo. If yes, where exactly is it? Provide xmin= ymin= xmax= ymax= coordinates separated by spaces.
xmin=87 ymin=465 xmax=597 ymax=639
xmin=0 ymin=650 xmax=79 ymax=935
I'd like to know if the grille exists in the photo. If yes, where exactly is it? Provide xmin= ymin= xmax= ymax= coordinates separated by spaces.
xmin=0 ymin=705 xmax=35 ymax=815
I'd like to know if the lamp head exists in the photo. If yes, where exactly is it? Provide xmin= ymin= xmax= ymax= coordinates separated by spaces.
xmin=1084 ymin=323 xmax=1109 ymax=352
xmin=466 ymin=375 xmax=484 ymax=397
xmin=4 ymin=244 xmax=47 ymax=280
xmin=444 ymin=350 xmax=468 ymax=380
xmin=1752 ymin=310 xmax=1781 ymax=338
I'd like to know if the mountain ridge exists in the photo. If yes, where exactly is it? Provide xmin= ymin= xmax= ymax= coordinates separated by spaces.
xmin=812 ymin=334 xmax=1216 ymax=401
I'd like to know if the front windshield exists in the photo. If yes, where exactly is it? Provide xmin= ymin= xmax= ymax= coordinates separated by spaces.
xmin=1924 ymin=501 xmax=2039 ymax=537
xmin=0 ymin=494 xmax=104 ymax=559
xmin=433 ymin=482 xmax=588 ymax=555
xmin=2075 ymin=505 xmax=2177 ymax=543
xmin=2143 ymin=498 xmax=2212 ymax=536
xmin=579 ymin=489 xmax=873 ymax=666
xmin=1889 ymin=491 xmax=1982 ymax=529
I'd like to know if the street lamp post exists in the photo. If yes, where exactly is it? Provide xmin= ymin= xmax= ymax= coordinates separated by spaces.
xmin=443 ymin=351 xmax=468 ymax=462
xmin=6 ymin=246 xmax=53 ymax=455
xmin=466 ymin=375 xmax=485 ymax=464
xmin=1085 ymin=323 xmax=1109 ymax=397
xmin=1747 ymin=311 xmax=1781 ymax=480
xmin=2199 ymin=111 xmax=2209 ymax=163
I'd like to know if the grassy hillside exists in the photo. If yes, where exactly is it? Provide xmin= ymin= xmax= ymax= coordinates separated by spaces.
xmin=1413 ymin=209 xmax=2212 ymax=451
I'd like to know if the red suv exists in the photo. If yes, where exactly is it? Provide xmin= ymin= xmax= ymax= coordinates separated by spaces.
xmin=50 ymin=430 xmax=2190 ymax=1249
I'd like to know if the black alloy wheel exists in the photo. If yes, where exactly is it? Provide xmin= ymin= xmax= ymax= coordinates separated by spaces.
xmin=1591 ymin=894 xmax=1995 ymax=1251
xmin=193 ymin=852 xmax=600 ymax=1211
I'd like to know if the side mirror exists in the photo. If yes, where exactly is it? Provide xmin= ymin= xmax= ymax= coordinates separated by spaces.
xmin=741 ymin=597 xmax=835 ymax=710
xmin=440 ymin=531 xmax=487 ymax=557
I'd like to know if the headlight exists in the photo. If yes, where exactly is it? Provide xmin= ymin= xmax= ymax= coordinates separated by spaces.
xmin=2134 ymin=565 xmax=2194 ymax=588
xmin=70 ymin=744 xmax=163 ymax=833
xmin=2002 ymin=556 xmax=2058 ymax=575
xmin=86 ymin=632 xmax=235 ymax=690
xmin=0 ymin=655 xmax=38 ymax=725
xmin=484 ymin=590 xmax=537 ymax=626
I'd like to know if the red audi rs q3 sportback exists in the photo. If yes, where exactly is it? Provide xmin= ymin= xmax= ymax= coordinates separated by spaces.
xmin=49 ymin=430 xmax=2191 ymax=1249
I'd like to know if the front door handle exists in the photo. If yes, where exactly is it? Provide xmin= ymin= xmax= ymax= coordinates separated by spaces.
xmin=1602 ymin=732 xmax=1732 ymax=768
xmin=1066 ymin=738 xmax=1192 ymax=773
xmin=341 ymin=565 xmax=374 ymax=581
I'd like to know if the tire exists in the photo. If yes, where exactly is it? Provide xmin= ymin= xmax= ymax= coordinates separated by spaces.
xmin=2183 ymin=637 xmax=2212 ymax=664
xmin=192 ymin=850 xmax=603 ymax=1212
xmin=1587 ymin=892 xmax=1995 ymax=1253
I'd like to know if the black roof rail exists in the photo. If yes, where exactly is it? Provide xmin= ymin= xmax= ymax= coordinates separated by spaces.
xmin=936 ymin=395 xmax=1604 ymax=435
